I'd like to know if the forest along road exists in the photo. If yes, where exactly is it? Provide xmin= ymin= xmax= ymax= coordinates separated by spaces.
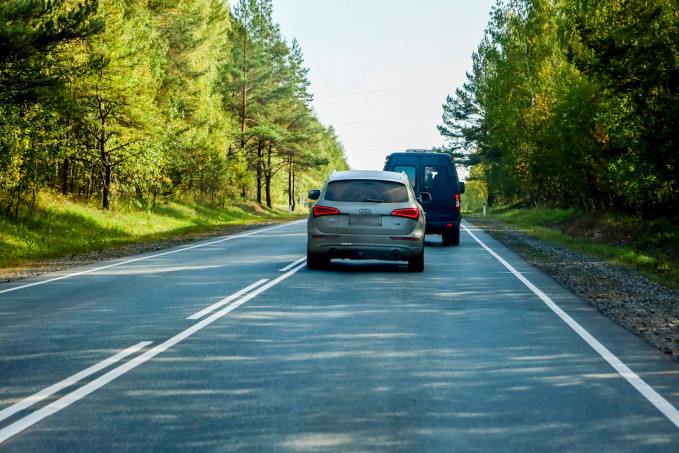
xmin=0 ymin=220 xmax=678 ymax=452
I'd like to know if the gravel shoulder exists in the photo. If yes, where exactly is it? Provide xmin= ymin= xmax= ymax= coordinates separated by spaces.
xmin=467 ymin=216 xmax=679 ymax=360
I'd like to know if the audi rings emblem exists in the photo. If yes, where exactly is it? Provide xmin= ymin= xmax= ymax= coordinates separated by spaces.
xmin=359 ymin=208 xmax=372 ymax=214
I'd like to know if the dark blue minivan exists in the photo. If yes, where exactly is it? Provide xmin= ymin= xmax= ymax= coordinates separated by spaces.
xmin=384 ymin=151 xmax=465 ymax=245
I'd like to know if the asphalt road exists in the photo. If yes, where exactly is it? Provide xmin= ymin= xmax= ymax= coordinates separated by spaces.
xmin=1 ymin=220 xmax=678 ymax=452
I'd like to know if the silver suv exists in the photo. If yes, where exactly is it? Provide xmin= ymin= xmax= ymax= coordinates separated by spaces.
xmin=307 ymin=170 xmax=426 ymax=271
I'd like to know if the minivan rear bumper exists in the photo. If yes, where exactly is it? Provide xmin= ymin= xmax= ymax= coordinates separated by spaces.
xmin=425 ymin=219 xmax=460 ymax=234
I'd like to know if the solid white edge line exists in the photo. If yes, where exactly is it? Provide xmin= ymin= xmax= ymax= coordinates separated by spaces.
xmin=462 ymin=223 xmax=679 ymax=429
xmin=0 ymin=341 xmax=152 ymax=424
xmin=0 ymin=262 xmax=307 ymax=445
xmin=0 ymin=221 xmax=305 ymax=295
xmin=187 ymin=279 xmax=269 ymax=320
xmin=279 ymin=256 xmax=306 ymax=272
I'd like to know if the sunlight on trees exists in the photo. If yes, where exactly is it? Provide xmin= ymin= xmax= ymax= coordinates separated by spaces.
xmin=0 ymin=0 xmax=347 ymax=216
xmin=439 ymin=0 xmax=678 ymax=219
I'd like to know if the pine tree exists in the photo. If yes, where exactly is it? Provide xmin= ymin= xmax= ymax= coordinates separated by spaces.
xmin=0 ymin=0 xmax=102 ymax=105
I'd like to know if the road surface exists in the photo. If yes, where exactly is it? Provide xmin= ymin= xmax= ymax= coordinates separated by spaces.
xmin=1 ymin=220 xmax=678 ymax=451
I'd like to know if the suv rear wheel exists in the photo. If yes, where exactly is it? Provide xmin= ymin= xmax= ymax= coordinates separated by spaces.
xmin=307 ymin=248 xmax=329 ymax=270
xmin=408 ymin=249 xmax=424 ymax=272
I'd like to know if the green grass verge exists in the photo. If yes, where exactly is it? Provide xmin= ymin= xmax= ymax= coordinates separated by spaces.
xmin=0 ymin=192 xmax=307 ymax=269
xmin=467 ymin=207 xmax=679 ymax=289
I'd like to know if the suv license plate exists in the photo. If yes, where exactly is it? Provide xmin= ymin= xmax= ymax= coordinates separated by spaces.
xmin=349 ymin=215 xmax=382 ymax=226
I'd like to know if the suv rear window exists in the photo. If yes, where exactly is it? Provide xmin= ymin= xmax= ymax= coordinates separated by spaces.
xmin=325 ymin=180 xmax=409 ymax=203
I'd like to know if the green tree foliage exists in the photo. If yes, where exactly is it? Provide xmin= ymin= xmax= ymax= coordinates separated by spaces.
xmin=441 ymin=0 xmax=678 ymax=218
xmin=0 ymin=0 xmax=103 ymax=216
xmin=69 ymin=0 xmax=164 ymax=209
xmin=220 ymin=0 xmax=275 ymax=203
xmin=220 ymin=0 xmax=345 ymax=208
xmin=0 ymin=0 xmax=347 ymax=216
xmin=567 ymin=0 xmax=679 ymax=217
xmin=0 ymin=0 xmax=102 ymax=104
xmin=153 ymin=0 xmax=239 ymax=206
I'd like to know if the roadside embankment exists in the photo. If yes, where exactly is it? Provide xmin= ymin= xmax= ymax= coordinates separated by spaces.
xmin=0 ymin=193 xmax=306 ymax=281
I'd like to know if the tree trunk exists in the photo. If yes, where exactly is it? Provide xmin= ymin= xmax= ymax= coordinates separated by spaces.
xmin=265 ymin=173 xmax=272 ymax=208
xmin=100 ymin=142 xmax=112 ymax=210
xmin=292 ymin=168 xmax=297 ymax=211
xmin=240 ymin=14 xmax=248 ymax=151
xmin=70 ymin=161 xmax=76 ymax=195
xmin=256 ymin=143 xmax=263 ymax=204
xmin=62 ymin=158 xmax=70 ymax=195
xmin=62 ymin=116 xmax=71 ymax=196
xmin=98 ymin=96 xmax=112 ymax=210
xmin=101 ymin=123 xmax=111 ymax=209
xmin=103 ymin=163 xmax=112 ymax=210
xmin=287 ymin=157 xmax=292 ymax=208
xmin=14 ymin=186 xmax=21 ymax=220
xmin=86 ymin=168 xmax=91 ymax=204
xmin=265 ymin=145 xmax=273 ymax=208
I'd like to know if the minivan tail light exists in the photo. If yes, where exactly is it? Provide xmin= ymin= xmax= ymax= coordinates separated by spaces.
xmin=313 ymin=205 xmax=340 ymax=217
xmin=391 ymin=208 xmax=419 ymax=220
xmin=455 ymin=194 xmax=460 ymax=211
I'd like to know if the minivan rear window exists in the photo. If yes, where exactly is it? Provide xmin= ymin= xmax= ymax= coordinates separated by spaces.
xmin=424 ymin=166 xmax=450 ymax=189
xmin=393 ymin=166 xmax=416 ymax=188
xmin=325 ymin=180 xmax=409 ymax=203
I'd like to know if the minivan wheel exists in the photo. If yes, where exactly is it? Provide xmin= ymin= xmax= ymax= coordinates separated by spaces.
xmin=442 ymin=229 xmax=460 ymax=246
xmin=307 ymin=248 xmax=329 ymax=270
xmin=408 ymin=249 xmax=424 ymax=272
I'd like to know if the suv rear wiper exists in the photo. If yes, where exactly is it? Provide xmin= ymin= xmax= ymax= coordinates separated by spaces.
xmin=364 ymin=197 xmax=384 ymax=203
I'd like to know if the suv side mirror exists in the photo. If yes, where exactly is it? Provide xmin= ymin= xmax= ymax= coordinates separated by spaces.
xmin=458 ymin=182 xmax=466 ymax=194
xmin=308 ymin=189 xmax=321 ymax=200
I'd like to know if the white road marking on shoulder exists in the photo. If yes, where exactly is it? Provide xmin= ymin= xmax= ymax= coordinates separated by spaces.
xmin=462 ymin=223 xmax=679 ymax=429
xmin=0 ymin=341 xmax=152 ymax=424
xmin=0 ymin=221 xmax=304 ymax=295
xmin=188 ymin=279 xmax=269 ymax=320
xmin=279 ymin=257 xmax=306 ymax=272
xmin=0 ymin=263 xmax=307 ymax=445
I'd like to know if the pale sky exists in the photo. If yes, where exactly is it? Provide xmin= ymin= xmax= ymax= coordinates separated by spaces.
xmin=271 ymin=0 xmax=496 ymax=171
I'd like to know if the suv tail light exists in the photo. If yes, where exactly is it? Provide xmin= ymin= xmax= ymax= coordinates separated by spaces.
xmin=455 ymin=193 xmax=460 ymax=211
xmin=313 ymin=205 xmax=340 ymax=217
xmin=391 ymin=208 xmax=419 ymax=220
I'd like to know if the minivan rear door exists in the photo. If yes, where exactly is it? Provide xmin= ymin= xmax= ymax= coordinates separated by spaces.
xmin=419 ymin=155 xmax=457 ymax=223
xmin=389 ymin=155 xmax=419 ymax=193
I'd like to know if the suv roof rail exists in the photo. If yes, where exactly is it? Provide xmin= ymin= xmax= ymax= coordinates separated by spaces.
xmin=405 ymin=148 xmax=434 ymax=153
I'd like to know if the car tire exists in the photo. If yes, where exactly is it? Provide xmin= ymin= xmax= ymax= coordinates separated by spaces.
xmin=443 ymin=229 xmax=460 ymax=246
xmin=408 ymin=249 xmax=424 ymax=272
xmin=442 ymin=233 xmax=451 ymax=246
xmin=307 ymin=248 xmax=329 ymax=270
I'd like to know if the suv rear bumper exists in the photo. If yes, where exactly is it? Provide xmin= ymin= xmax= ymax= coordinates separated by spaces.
xmin=313 ymin=245 xmax=421 ymax=261
xmin=308 ymin=235 xmax=423 ymax=261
